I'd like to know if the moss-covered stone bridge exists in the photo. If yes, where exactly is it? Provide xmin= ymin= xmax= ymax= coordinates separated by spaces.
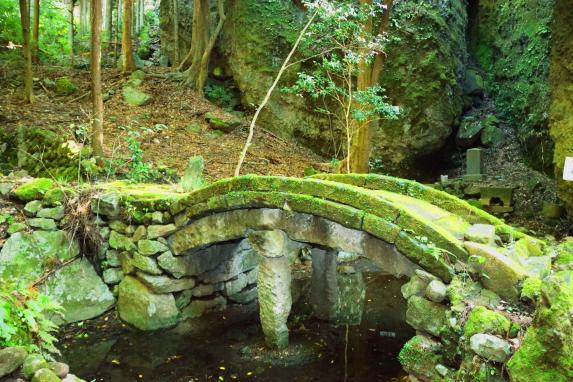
xmin=90 ymin=173 xmax=547 ymax=351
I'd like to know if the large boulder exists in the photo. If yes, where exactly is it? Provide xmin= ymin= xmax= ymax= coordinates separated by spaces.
xmin=159 ymin=0 xmax=467 ymax=174
xmin=507 ymin=277 xmax=573 ymax=381
xmin=0 ymin=347 xmax=28 ymax=379
xmin=117 ymin=276 xmax=179 ymax=330
xmin=0 ymin=230 xmax=79 ymax=284
xmin=41 ymin=258 xmax=115 ymax=324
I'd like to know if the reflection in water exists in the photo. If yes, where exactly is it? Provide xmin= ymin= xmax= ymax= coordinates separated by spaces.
xmin=59 ymin=274 xmax=413 ymax=382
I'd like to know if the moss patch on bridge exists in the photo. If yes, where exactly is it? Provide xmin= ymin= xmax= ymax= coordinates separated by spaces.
xmin=311 ymin=173 xmax=531 ymax=241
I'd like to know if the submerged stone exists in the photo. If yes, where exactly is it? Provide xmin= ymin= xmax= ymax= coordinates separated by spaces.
xmin=117 ymin=276 xmax=179 ymax=330
xmin=180 ymin=296 xmax=227 ymax=319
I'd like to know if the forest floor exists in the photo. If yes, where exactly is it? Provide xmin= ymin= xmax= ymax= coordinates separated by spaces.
xmin=0 ymin=65 xmax=326 ymax=181
xmin=0 ymin=64 xmax=570 ymax=237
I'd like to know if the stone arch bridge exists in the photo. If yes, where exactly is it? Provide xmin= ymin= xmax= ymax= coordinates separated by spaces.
xmin=93 ymin=174 xmax=540 ymax=349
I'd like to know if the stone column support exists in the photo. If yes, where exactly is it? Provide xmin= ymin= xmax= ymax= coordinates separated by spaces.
xmin=310 ymin=248 xmax=339 ymax=320
xmin=248 ymin=230 xmax=292 ymax=350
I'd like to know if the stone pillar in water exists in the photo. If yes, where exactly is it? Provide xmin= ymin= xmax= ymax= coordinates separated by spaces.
xmin=310 ymin=248 xmax=339 ymax=320
xmin=311 ymin=249 xmax=365 ymax=325
xmin=248 ymin=230 xmax=292 ymax=350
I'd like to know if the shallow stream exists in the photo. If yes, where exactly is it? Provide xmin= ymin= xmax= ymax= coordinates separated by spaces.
xmin=59 ymin=274 xmax=412 ymax=382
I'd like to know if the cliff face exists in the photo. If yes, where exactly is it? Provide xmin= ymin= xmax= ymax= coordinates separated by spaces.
xmin=549 ymin=0 xmax=573 ymax=215
xmin=160 ymin=0 xmax=468 ymax=175
xmin=470 ymin=0 xmax=554 ymax=172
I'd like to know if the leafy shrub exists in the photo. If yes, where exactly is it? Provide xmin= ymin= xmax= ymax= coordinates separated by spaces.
xmin=0 ymin=282 xmax=63 ymax=356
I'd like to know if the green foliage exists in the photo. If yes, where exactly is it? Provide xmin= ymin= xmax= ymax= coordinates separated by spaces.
xmin=286 ymin=0 xmax=399 ymax=141
xmin=0 ymin=0 xmax=70 ymax=63
xmin=0 ymin=282 xmax=63 ymax=356
xmin=205 ymin=82 xmax=235 ymax=110
xmin=137 ymin=9 xmax=160 ymax=60
xmin=125 ymin=131 xmax=153 ymax=183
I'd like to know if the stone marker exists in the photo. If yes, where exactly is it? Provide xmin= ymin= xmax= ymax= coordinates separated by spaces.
xmin=180 ymin=156 xmax=205 ymax=192
xmin=465 ymin=148 xmax=484 ymax=181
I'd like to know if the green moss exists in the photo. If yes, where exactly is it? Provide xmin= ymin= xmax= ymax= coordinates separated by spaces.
xmin=463 ymin=306 xmax=510 ymax=337
xmin=14 ymin=178 xmax=55 ymax=201
xmin=398 ymin=335 xmax=443 ymax=381
xmin=507 ymin=277 xmax=573 ymax=381
xmin=54 ymin=77 xmax=77 ymax=96
xmin=521 ymin=277 xmax=543 ymax=302
xmin=472 ymin=0 xmax=554 ymax=171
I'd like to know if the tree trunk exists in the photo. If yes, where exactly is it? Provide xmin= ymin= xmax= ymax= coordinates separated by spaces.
xmin=172 ymin=0 xmax=179 ymax=65
xmin=91 ymin=0 xmax=104 ymax=162
xmin=348 ymin=0 xmax=392 ymax=173
xmin=177 ymin=0 xmax=208 ymax=72
xmin=193 ymin=0 xmax=226 ymax=94
xmin=115 ymin=0 xmax=120 ymax=61
xmin=68 ymin=0 xmax=74 ymax=66
xmin=19 ymin=0 xmax=33 ymax=103
xmin=105 ymin=0 xmax=113 ymax=49
xmin=121 ymin=0 xmax=135 ymax=73
xmin=32 ymin=0 xmax=39 ymax=64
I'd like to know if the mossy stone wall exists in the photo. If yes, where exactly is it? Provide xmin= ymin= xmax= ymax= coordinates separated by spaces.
xmin=548 ymin=0 xmax=573 ymax=216
xmin=471 ymin=0 xmax=554 ymax=172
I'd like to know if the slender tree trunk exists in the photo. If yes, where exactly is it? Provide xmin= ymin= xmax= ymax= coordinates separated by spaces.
xmin=121 ymin=0 xmax=135 ymax=73
xmin=32 ymin=0 xmax=39 ymax=64
xmin=348 ymin=0 xmax=392 ymax=173
xmin=105 ymin=0 xmax=112 ymax=49
xmin=172 ymin=0 xmax=179 ymax=65
xmin=19 ymin=0 xmax=33 ymax=103
xmin=68 ymin=0 xmax=74 ymax=66
xmin=177 ymin=0 xmax=208 ymax=72
xmin=91 ymin=0 xmax=104 ymax=162
xmin=193 ymin=0 xmax=226 ymax=94
xmin=115 ymin=0 xmax=120 ymax=60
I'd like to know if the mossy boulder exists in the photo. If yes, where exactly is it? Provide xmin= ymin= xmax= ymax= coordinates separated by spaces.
xmin=0 ymin=230 xmax=79 ymax=285
xmin=40 ymin=258 xmax=115 ymax=323
xmin=54 ymin=77 xmax=77 ymax=96
xmin=398 ymin=335 xmax=444 ymax=381
xmin=214 ymin=0 xmax=468 ymax=173
xmin=204 ymin=112 xmax=241 ymax=133
xmin=405 ymin=296 xmax=448 ymax=337
xmin=122 ymin=86 xmax=152 ymax=106
xmin=117 ymin=275 xmax=180 ymax=330
xmin=465 ymin=241 xmax=528 ymax=302
xmin=507 ymin=277 xmax=573 ymax=381
xmin=0 ymin=346 xmax=28 ymax=378
xmin=14 ymin=178 xmax=55 ymax=201
xmin=463 ymin=306 xmax=510 ymax=338
xmin=456 ymin=117 xmax=483 ymax=148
